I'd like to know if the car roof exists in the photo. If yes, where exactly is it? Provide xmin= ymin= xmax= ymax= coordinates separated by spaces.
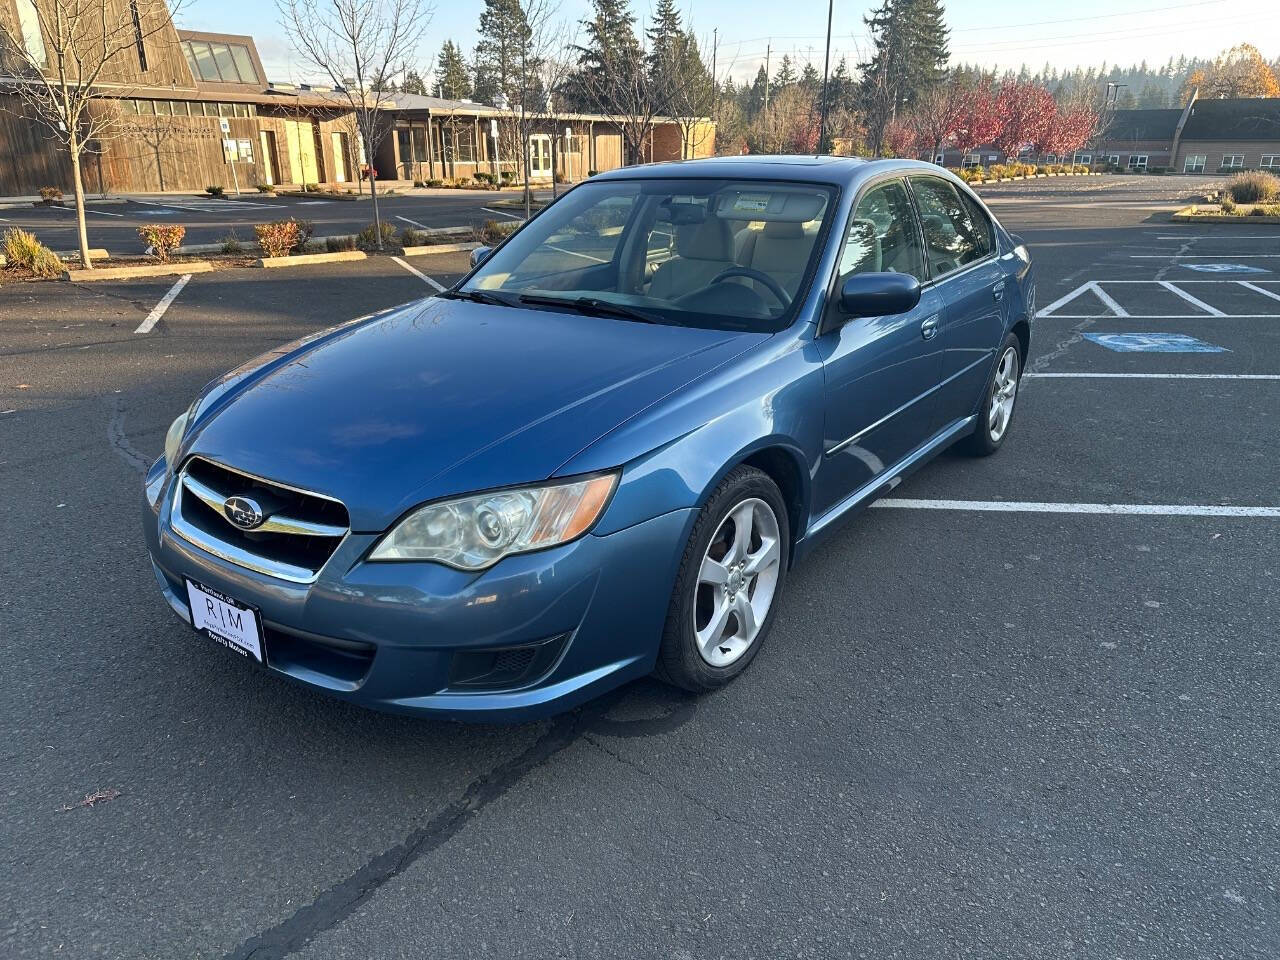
xmin=589 ymin=155 xmax=954 ymax=189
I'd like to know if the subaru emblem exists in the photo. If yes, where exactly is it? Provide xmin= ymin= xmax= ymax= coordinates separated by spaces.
xmin=223 ymin=495 xmax=265 ymax=530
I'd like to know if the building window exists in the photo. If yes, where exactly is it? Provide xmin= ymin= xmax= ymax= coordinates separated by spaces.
xmin=14 ymin=0 xmax=47 ymax=67
xmin=218 ymin=102 xmax=234 ymax=118
xmin=182 ymin=39 xmax=260 ymax=83
xmin=1184 ymin=154 xmax=1206 ymax=173
xmin=986 ymin=154 xmax=998 ymax=163
xmin=1106 ymin=154 xmax=1120 ymax=165
xmin=128 ymin=0 xmax=147 ymax=71
xmin=455 ymin=124 xmax=476 ymax=162
xmin=1221 ymin=154 xmax=1244 ymax=170
xmin=233 ymin=103 xmax=248 ymax=118
xmin=1127 ymin=154 xmax=1148 ymax=171
xmin=1262 ymin=155 xmax=1280 ymax=170
xmin=961 ymin=153 xmax=981 ymax=168
xmin=1043 ymin=154 xmax=1058 ymax=164
xmin=153 ymin=99 xmax=171 ymax=116
xmin=1073 ymin=152 xmax=1092 ymax=165
xmin=171 ymin=100 xmax=189 ymax=117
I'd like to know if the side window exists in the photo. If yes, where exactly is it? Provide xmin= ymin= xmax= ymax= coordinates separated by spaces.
xmin=909 ymin=177 xmax=992 ymax=277
xmin=838 ymin=179 xmax=926 ymax=283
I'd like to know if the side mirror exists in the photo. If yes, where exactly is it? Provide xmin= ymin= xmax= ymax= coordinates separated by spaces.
xmin=839 ymin=272 xmax=921 ymax=317
xmin=469 ymin=245 xmax=492 ymax=268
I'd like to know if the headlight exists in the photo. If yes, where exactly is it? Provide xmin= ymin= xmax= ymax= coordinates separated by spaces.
xmin=163 ymin=410 xmax=190 ymax=472
xmin=369 ymin=473 xmax=618 ymax=570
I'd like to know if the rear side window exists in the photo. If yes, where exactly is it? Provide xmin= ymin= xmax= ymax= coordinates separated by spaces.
xmin=909 ymin=177 xmax=994 ymax=278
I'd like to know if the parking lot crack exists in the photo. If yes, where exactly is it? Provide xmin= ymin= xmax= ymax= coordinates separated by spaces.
xmin=106 ymin=396 xmax=151 ymax=475
xmin=224 ymin=708 xmax=592 ymax=960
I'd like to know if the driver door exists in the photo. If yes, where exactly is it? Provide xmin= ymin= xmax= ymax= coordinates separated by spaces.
xmin=812 ymin=178 xmax=945 ymax=518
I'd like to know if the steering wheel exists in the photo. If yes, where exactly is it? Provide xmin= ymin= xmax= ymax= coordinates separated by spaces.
xmin=708 ymin=267 xmax=792 ymax=308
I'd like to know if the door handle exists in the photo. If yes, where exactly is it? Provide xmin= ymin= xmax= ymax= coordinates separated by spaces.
xmin=921 ymin=315 xmax=939 ymax=340
xmin=992 ymin=282 xmax=1006 ymax=302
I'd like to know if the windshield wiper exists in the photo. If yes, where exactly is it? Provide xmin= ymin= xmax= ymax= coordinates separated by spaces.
xmin=441 ymin=288 xmax=515 ymax=307
xmin=518 ymin=294 xmax=659 ymax=324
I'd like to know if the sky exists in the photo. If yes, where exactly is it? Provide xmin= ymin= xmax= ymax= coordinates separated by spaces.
xmin=178 ymin=0 xmax=1280 ymax=88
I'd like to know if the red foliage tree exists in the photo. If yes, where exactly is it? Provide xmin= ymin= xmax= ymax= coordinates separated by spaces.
xmin=881 ymin=116 xmax=921 ymax=158
xmin=995 ymin=79 xmax=1056 ymax=162
xmin=955 ymin=77 xmax=1004 ymax=161
xmin=910 ymin=84 xmax=969 ymax=161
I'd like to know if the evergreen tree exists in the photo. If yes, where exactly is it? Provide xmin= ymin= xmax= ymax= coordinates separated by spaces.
xmin=433 ymin=42 xmax=471 ymax=100
xmin=646 ymin=0 xmax=682 ymax=88
xmin=562 ymin=0 xmax=642 ymax=113
xmin=402 ymin=69 xmax=429 ymax=96
xmin=473 ymin=0 xmax=537 ymax=109
xmin=800 ymin=62 xmax=820 ymax=93
xmin=774 ymin=54 xmax=796 ymax=88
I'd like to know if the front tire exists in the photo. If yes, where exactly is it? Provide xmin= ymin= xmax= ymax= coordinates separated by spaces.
xmin=655 ymin=466 xmax=790 ymax=692
xmin=962 ymin=333 xmax=1022 ymax=456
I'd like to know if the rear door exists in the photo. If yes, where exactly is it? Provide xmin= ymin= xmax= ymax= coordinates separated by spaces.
xmin=813 ymin=177 xmax=944 ymax=518
xmin=908 ymin=176 xmax=1006 ymax=420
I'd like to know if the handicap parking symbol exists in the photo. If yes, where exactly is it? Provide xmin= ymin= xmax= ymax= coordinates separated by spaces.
xmin=1182 ymin=263 xmax=1270 ymax=274
xmin=1084 ymin=333 xmax=1229 ymax=353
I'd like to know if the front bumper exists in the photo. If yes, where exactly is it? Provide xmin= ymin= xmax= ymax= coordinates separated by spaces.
xmin=143 ymin=458 xmax=693 ymax=721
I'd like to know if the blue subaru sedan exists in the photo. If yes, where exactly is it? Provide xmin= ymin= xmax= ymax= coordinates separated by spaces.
xmin=142 ymin=156 xmax=1033 ymax=720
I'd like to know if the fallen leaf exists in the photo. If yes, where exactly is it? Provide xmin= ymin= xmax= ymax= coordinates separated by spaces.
xmin=60 ymin=787 xmax=122 ymax=812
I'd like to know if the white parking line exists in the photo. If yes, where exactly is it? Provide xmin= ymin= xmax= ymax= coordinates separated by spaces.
xmin=392 ymin=256 xmax=445 ymax=291
xmin=546 ymin=244 xmax=607 ymax=263
xmin=1155 ymin=235 xmax=1280 ymax=240
xmin=1088 ymin=281 xmax=1130 ymax=317
xmin=396 ymin=215 xmax=430 ymax=230
xmin=481 ymin=206 xmax=523 ymax=221
xmin=1131 ymin=254 xmax=1280 ymax=258
xmin=1157 ymin=280 xmax=1225 ymax=316
xmin=872 ymin=499 xmax=1280 ymax=517
xmin=1238 ymin=281 xmax=1280 ymax=302
xmin=134 ymin=274 xmax=192 ymax=334
xmin=1025 ymin=372 xmax=1280 ymax=380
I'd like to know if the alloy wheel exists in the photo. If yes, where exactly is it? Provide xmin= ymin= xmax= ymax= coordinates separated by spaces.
xmin=988 ymin=346 xmax=1020 ymax=443
xmin=693 ymin=498 xmax=782 ymax=668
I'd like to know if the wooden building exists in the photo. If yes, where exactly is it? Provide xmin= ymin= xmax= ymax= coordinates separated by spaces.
xmin=0 ymin=0 xmax=713 ymax=196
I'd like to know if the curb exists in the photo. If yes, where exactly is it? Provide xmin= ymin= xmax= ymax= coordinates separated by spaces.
xmin=400 ymin=242 xmax=479 ymax=256
xmin=254 ymin=251 xmax=367 ymax=268
xmin=62 ymin=261 xmax=214 ymax=282
xmin=1172 ymin=207 xmax=1280 ymax=224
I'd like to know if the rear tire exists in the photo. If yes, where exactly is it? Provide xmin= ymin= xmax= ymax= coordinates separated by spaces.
xmin=655 ymin=466 xmax=790 ymax=693
xmin=961 ymin=333 xmax=1022 ymax=457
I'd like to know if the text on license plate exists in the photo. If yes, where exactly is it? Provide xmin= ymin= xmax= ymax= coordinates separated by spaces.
xmin=185 ymin=579 xmax=264 ymax=663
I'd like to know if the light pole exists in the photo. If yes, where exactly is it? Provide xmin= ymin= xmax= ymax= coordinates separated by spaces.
xmin=817 ymin=0 xmax=833 ymax=154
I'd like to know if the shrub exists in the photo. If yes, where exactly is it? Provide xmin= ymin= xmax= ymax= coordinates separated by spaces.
xmin=220 ymin=231 xmax=243 ymax=254
xmin=290 ymin=218 xmax=314 ymax=253
xmin=205 ymin=185 xmax=224 ymax=197
xmin=1251 ymin=203 xmax=1280 ymax=217
xmin=413 ymin=179 xmax=426 ymax=188
xmin=1220 ymin=197 xmax=1237 ymax=213
xmin=355 ymin=220 xmax=397 ymax=250
xmin=2 ymin=227 xmax=62 ymax=277
xmin=255 ymin=183 xmax=274 ymax=193
xmin=587 ymin=169 xmax=599 ymax=177
xmin=987 ymin=163 xmax=1009 ymax=180
xmin=475 ymin=218 xmax=518 ymax=246
xmin=500 ymin=170 xmax=514 ymax=182
xmin=1226 ymin=170 xmax=1280 ymax=204
xmin=138 ymin=224 xmax=185 ymax=261
xmin=399 ymin=227 xmax=427 ymax=247
xmin=554 ymin=172 xmax=566 ymax=184
xmin=38 ymin=186 xmax=63 ymax=203
xmin=254 ymin=219 xmax=300 ymax=258
xmin=325 ymin=235 xmax=356 ymax=252
xmin=474 ymin=171 xmax=495 ymax=185
xmin=426 ymin=178 xmax=443 ymax=187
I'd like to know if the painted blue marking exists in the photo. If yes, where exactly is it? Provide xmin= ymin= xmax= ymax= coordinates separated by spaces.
xmin=1084 ymin=333 xmax=1229 ymax=353
xmin=1182 ymin=263 xmax=1270 ymax=274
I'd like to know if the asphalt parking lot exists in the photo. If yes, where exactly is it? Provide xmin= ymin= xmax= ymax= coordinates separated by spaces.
xmin=2 ymin=174 xmax=1279 ymax=958
xmin=1 ymin=189 xmax=534 ymax=254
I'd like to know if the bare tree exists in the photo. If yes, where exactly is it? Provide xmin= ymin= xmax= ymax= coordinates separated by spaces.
xmin=0 ymin=0 xmax=186 ymax=268
xmin=277 ymin=0 xmax=433 ymax=248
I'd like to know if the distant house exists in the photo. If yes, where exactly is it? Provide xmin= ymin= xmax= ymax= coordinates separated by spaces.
xmin=926 ymin=93 xmax=1280 ymax=174
xmin=0 ymin=0 xmax=713 ymax=196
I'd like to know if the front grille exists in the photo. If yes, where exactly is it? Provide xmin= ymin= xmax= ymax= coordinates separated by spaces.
xmin=170 ymin=457 xmax=349 ymax=583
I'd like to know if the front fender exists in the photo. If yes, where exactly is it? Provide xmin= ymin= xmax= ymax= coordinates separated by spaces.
xmin=560 ymin=334 xmax=826 ymax=539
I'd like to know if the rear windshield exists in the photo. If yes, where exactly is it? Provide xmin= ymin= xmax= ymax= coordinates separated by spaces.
xmin=462 ymin=178 xmax=837 ymax=331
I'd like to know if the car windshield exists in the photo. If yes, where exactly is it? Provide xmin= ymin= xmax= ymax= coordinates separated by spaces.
xmin=461 ymin=178 xmax=836 ymax=332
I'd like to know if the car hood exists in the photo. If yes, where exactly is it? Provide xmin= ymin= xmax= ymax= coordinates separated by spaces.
xmin=185 ymin=298 xmax=765 ymax=531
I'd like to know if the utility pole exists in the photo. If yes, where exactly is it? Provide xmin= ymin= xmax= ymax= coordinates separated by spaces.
xmin=764 ymin=44 xmax=771 ymax=111
xmin=818 ymin=0 xmax=833 ymax=154
xmin=712 ymin=28 xmax=718 ymax=115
